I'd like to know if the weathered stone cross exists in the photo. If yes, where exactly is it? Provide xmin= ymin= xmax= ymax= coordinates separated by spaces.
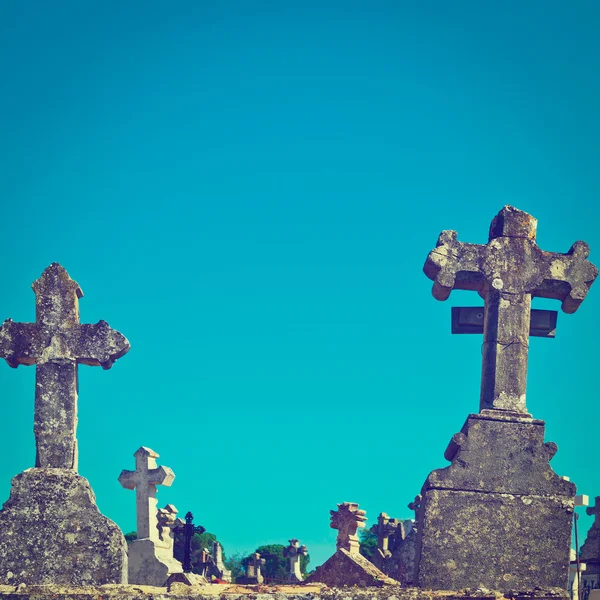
xmin=424 ymin=206 xmax=598 ymax=415
xmin=372 ymin=512 xmax=401 ymax=558
xmin=329 ymin=501 xmax=367 ymax=555
xmin=586 ymin=497 xmax=600 ymax=523
xmin=119 ymin=446 xmax=175 ymax=541
xmin=0 ymin=263 xmax=130 ymax=469
xmin=283 ymin=539 xmax=308 ymax=582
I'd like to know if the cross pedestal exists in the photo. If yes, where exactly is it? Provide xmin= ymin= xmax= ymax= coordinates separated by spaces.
xmin=417 ymin=207 xmax=597 ymax=592
xmin=0 ymin=264 xmax=130 ymax=585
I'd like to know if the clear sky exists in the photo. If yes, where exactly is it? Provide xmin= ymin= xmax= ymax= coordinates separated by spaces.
xmin=0 ymin=1 xmax=598 ymax=569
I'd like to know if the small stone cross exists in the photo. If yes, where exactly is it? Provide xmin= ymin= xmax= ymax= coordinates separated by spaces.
xmin=586 ymin=497 xmax=600 ymax=524
xmin=372 ymin=512 xmax=402 ymax=558
xmin=424 ymin=206 xmax=598 ymax=415
xmin=329 ymin=501 xmax=367 ymax=555
xmin=283 ymin=538 xmax=308 ymax=582
xmin=0 ymin=263 xmax=130 ymax=469
xmin=246 ymin=553 xmax=266 ymax=581
xmin=119 ymin=446 xmax=175 ymax=541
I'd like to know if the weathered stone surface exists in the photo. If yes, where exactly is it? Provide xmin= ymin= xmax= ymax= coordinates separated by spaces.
xmin=211 ymin=542 xmax=232 ymax=582
xmin=0 ymin=469 xmax=127 ymax=585
xmin=581 ymin=497 xmax=600 ymax=590
xmin=237 ymin=554 xmax=265 ymax=585
xmin=305 ymin=548 xmax=398 ymax=587
xmin=0 ymin=263 xmax=130 ymax=469
xmin=330 ymin=502 xmax=367 ymax=555
xmin=416 ymin=413 xmax=575 ymax=592
xmin=370 ymin=513 xmax=415 ymax=585
xmin=424 ymin=205 xmax=598 ymax=415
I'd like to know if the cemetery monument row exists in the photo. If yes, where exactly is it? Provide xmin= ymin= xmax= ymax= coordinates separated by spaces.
xmin=0 ymin=263 xmax=130 ymax=585
xmin=419 ymin=206 xmax=598 ymax=592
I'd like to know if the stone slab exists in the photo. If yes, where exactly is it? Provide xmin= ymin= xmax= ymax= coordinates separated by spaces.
xmin=305 ymin=548 xmax=398 ymax=587
xmin=0 ymin=469 xmax=127 ymax=585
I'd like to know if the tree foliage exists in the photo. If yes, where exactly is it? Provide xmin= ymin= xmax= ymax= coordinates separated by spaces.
xmin=359 ymin=527 xmax=377 ymax=562
xmin=244 ymin=544 xmax=310 ymax=582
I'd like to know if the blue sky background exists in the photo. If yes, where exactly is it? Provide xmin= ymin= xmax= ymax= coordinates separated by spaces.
xmin=0 ymin=1 xmax=598 ymax=568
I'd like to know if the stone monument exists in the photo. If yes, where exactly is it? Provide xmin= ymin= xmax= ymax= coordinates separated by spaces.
xmin=244 ymin=553 xmax=266 ymax=584
xmin=212 ymin=542 xmax=232 ymax=582
xmin=305 ymin=502 xmax=397 ymax=586
xmin=370 ymin=511 xmax=415 ymax=584
xmin=119 ymin=446 xmax=181 ymax=586
xmin=0 ymin=263 xmax=130 ymax=584
xmin=419 ymin=206 xmax=598 ymax=591
xmin=581 ymin=497 xmax=600 ymax=591
xmin=283 ymin=539 xmax=307 ymax=582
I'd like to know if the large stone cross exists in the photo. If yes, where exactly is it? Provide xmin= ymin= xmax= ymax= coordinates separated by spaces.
xmin=329 ymin=501 xmax=367 ymax=555
xmin=0 ymin=263 xmax=130 ymax=469
xmin=424 ymin=206 xmax=598 ymax=415
xmin=119 ymin=446 xmax=175 ymax=541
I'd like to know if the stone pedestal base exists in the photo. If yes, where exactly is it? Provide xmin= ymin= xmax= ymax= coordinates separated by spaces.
xmin=127 ymin=539 xmax=183 ymax=586
xmin=305 ymin=549 xmax=398 ymax=587
xmin=416 ymin=412 xmax=575 ymax=592
xmin=0 ymin=468 xmax=127 ymax=585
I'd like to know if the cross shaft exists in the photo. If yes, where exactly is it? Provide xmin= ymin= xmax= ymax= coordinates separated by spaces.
xmin=0 ymin=264 xmax=130 ymax=469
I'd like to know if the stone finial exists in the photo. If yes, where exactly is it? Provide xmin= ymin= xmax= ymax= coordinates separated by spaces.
xmin=283 ymin=538 xmax=308 ymax=582
xmin=330 ymin=502 xmax=367 ymax=555
xmin=157 ymin=503 xmax=178 ymax=543
xmin=0 ymin=263 xmax=130 ymax=469
xmin=119 ymin=447 xmax=175 ymax=541
xmin=424 ymin=206 xmax=598 ymax=415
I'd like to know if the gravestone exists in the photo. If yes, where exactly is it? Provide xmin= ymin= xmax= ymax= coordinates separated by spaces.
xmin=419 ymin=206 xmax=598 ymax=592
xmin=0 ymin=263 xmax=130 ymax=584
xmin=212 ymin=541 xmax=232 ymax=582
xmin=305 ymin=502 xmax=397 ymax=587
xmin=283 ymin=539 xmax=307 ymax=582
xmin=581 ymin=497 xmax=600 ymax=590
xmin=119 ymin=447 xmax=180 ymax=585
xmin=371 ymin=511 xmax=415 ymax=585
xmin=244 ymin=553 xmax=266 ymax=584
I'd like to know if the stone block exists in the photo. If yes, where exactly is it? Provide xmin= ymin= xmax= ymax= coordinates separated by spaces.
xmin=0 ymin=469 xmax=127 ymax=585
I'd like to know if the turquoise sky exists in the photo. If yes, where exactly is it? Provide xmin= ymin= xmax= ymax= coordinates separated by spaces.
xmin=0 ymin=1 xmax=598 ymax=568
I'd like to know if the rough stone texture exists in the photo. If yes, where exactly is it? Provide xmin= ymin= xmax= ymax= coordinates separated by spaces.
xmin=424 ymin=205 xmax=598 ymax=415
xmin=283 ymin=540 xmax=307 ymax=583
xmin=330 ymin=502 xmax=367 ymax=555
xmin=581 ymin=497 xmax=600 ymax=590
xmin=0 ymin=263 xmax=130 ymax=469
xmin=0 ymin=469 xmax=127 ymax=585
xmin=238 ymin=554 xmax=265 ymax=585
xmin=0 ymin=264 xmax=130 ymax=585
xmin=305 ymin=549 xmax=398 ymax=587
xmin=0 ymin=583 xmax=572 ymax=600
xmin=416 ymin=412 xmax=575 ymax=592
xmin=370 ymin=513 xmax=415 ymax=586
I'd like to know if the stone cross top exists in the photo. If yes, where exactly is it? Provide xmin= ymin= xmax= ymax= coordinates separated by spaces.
xmin=424 ymin=206 xmax=598 ymax=415
xmin=0 ymin=263 xmax=130 ymax=469
xmin=372 ymin=512 xmax=401 ymax=557
xmin=119 ymin=446 xmax=175 ymax=540
xmin=330 ymin=501 xmax=367 ymax=554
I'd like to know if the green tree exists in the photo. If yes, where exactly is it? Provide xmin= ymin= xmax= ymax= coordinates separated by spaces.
xmin=174 ymin=530 xmax=225 ymax=574
xmin=250 ymin=544 xmax=310 ymax=582
xmin=124 ymin=531 xmax=137 ymax=543
xmin=359 ymin=528 xmax=377 ymax=562
xmin=224 ymin=552 xmax=246 ymax=582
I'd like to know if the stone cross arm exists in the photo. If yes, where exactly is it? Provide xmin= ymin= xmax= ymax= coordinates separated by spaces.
xmin=0 ymin=319 xmax=129 ymax=369
xmin=424 ymin=209 xmax=598 ymax=314
xmin=118 ymin=464 xmax=175 ymax=489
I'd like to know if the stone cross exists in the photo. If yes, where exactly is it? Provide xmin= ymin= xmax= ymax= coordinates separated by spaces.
xmin=330 ymin=501 xmax=367 ymax=555
xmin=586 ymin=497 xmax=600 ymax=522
xmin=0 ymin=263 xmax=130 ymax=469
xmin=424 ymin=206 xmax=598 ymax=415
xmin=246 ymin=553 xmax=266 ymax=582
xmin=119 ymin=446 xmax=175 ymax=541
xmin=372 ymin=512 xmax=402 ymax=558
xmin=213 ymin=541 xmax=232 ymax=581
xmin=283 ymin=538 xmax=308 ymax=582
